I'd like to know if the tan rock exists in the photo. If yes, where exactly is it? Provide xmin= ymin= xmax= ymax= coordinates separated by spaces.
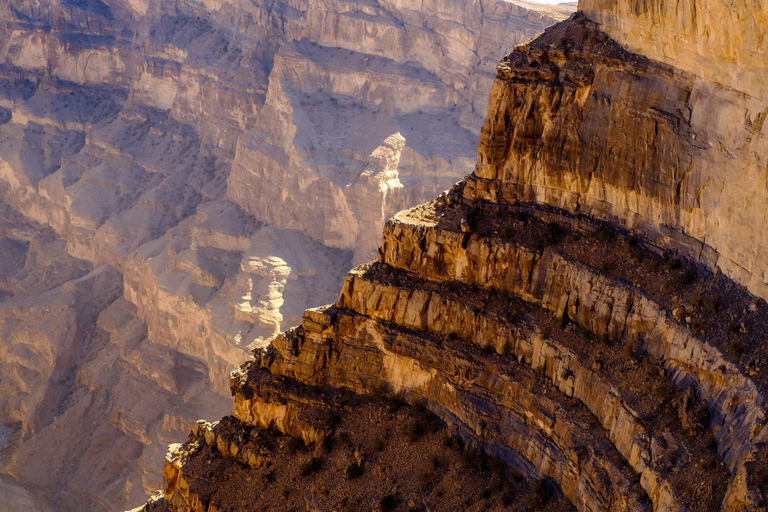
xmin=0 ymin=3 xmax=573 ymax=509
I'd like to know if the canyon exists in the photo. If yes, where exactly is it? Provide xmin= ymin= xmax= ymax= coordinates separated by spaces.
xmin=136 ymin=1 xmax=768 ymax=512
xmin=0 ymin=1 xmax=574 ymax=511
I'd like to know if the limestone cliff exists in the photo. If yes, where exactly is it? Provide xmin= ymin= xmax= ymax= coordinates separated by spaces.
xmin=0 ymin=1 xmax=573 ymax=511
xmin=579 ymin=0 xmax=768 ymax=98
xmin=137 ymin=4 xmax=768 ymax=512
xmin=479 ymin=0 xmax=768 ymax=302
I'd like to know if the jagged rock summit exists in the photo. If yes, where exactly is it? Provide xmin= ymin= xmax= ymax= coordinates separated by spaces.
xmin=139 ymin=1 xmax=767 ymax=511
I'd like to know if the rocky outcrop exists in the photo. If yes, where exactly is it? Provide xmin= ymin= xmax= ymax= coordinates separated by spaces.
xmin=142 ymin=378 xmax=576 ymax=512
xmin=468 ymin=7 xmax=768 ymax=304
xmin=0 ymin=1 xmax=573 ymax=511
xmin=137 ymin=6 xmax=768 ymax=512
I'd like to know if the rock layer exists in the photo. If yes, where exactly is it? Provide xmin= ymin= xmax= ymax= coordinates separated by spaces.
xmin=142 ymin=378 xmax=576 ymax=512
xmin=137 ymin=8 xmax=768 ymax=512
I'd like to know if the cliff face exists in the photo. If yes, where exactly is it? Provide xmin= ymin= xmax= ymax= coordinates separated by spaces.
xmin=0 ymin=1 xmax=574 ymax=511
xmin=579 ymin=0 xmax=768 ymax=98
xmin=492 ymin=0 xmax=768 ymax=301
xmin=138 ymin=5 xmax=768 ymax=512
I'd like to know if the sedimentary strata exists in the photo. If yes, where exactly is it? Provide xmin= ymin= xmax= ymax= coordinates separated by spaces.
xmin=137 ymin=7 xmax=768 ymax=512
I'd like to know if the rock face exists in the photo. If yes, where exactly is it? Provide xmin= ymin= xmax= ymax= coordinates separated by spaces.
xmin=0 ymin=1 xmax=573 ymax=511
xmin=138 ymin=5 xmax=768 ymax=512
xmin=472 ymin=1 xmax=768 ymax=302
xmin=579 ymin=0 xmax=768 ymax=98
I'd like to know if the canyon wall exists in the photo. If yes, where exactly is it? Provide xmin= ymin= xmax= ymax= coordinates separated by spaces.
xmin=0 ymin=1 xmax=572 ymax=511
xmin=490 ymin=0 xmax=768 ymax=301
xmin=579 ymin=0 xmax=768 ymax=98
xmin=137 ymin=3 xmax=768 ymax=512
